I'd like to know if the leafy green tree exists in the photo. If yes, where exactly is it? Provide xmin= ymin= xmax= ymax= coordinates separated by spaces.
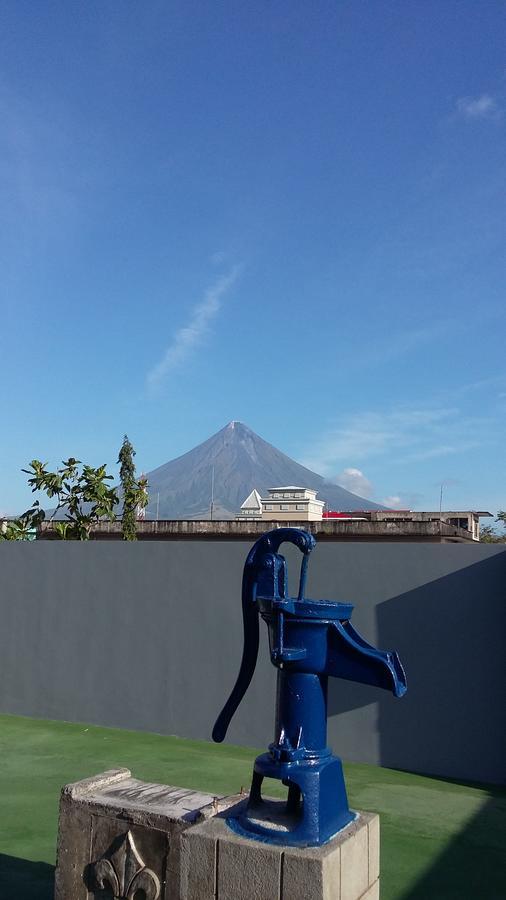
xmin=22 ymin=458 xmax=119 ymax=540
xmin=0 ymin=508 xmax=43 ymax=541
xmin=480 ymin=515 xmax=506 ymax=543
xmin=480 ymin=524 xmax=503 ymax=543
xmin=117 ymin=435 xmax=148 ymax=540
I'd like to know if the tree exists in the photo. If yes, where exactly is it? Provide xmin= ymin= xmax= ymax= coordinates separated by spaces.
xmin=117 ymin=435 xmax=148 ymax=540
xmin=22 ymin=458 xmax=119 ymax=540
xmin=479 ymin=524 xmax=504 ymax=543
xmin=480 ymin=514 xmax=506 ymax=543
xmin=0 ymin=508 xmax=43 ymax=541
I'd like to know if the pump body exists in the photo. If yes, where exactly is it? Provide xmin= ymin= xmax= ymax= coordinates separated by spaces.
xmin=213 ymin=528 xmax=406 ymax=847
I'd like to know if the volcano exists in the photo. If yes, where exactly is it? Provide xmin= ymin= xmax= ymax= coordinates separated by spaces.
xmin=143 ymin=421 xmax=383 ymax=519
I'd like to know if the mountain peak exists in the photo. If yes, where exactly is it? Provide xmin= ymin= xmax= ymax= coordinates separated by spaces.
xmin=144 ymin=422 xmax=384 ymax=519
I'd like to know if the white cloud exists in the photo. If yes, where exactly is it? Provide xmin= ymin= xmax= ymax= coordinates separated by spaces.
xmin=456 ymin=94 xmax=501 ymax=120
xmin=147 ymin=266 xmax=241 ymax=388
xmin=382 ymin=495 xmax=403 ymax=508
xmin=334 ymin=468 xmax=373 ymax=499
xmin=334 ymin=468 xmax=425 ymax=508
xmin=381 ymin=492 xmax=424 ymax=509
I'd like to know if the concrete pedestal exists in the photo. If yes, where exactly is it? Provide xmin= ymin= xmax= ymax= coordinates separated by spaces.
xmin=55 ymin=772 xmax=379 ymax=900
xmin=54 ymin=769 xmax=236 ymax=900
xmin=180 ymin=800 xmax=379 ymax=900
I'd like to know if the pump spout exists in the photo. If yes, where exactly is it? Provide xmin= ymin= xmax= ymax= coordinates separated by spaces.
xmin=328 ymin=620 xmax=407 ymax=697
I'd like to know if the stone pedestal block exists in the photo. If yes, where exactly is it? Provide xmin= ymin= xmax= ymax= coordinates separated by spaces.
xmin=55 ymin=771 xmax=380 ymax=900
xmin=180 ymin=800 xmax=380 ymax=900
xmin=54 ymin=769 xmax=235 ymax=900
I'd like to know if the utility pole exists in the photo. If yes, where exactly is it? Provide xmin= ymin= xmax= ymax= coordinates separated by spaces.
xmin=156 ymin=492 xmax=160 ymax=521
xmin=439 ymin=483 xmax=444 ymax=516
xmin=210 ymin=466 xmax=215 ymax=521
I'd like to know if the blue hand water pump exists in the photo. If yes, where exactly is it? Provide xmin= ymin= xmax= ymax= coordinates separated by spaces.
xmin=213 ymin=528 xmax=407 ymax=847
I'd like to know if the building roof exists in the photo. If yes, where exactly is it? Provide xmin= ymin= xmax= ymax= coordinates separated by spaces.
xmin=240 ymin=489 xmax=262 ymax=510
xmin=269 ymin=486 xmax=316 ymax=492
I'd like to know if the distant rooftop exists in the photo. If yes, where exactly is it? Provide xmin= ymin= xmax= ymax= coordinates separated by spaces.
xmin=269 ymin=485 xmax=311 ymax=491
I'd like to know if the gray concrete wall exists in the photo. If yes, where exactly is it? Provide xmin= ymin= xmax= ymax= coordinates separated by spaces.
xmin=0 ymin=541 xmax=504 ymax=785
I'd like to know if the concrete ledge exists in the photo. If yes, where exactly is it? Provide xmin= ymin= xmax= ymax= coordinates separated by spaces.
xmin=39 ymin=518 xmax=472 ymax=542
xmin=54 ymin=770 xmax=237 ymax=900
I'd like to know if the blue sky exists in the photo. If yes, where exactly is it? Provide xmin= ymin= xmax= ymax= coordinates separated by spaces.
xmin=1 ymin=1 xmax=505 ymax=515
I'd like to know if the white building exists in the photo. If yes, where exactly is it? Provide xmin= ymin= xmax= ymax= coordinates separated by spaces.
xmin=236 ymin=488 xmax=263 ymax=520
xmin=261 ymin=486 xmax=324 ymax=522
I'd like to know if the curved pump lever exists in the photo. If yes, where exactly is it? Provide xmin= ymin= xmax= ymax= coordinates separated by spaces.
xmin=212 ymin=528 xmax=316 ymax=743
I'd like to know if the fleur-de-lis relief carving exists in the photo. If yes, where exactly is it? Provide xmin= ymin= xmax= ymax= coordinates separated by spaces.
xmin=91 ymin=830 xmax=160 ymax=900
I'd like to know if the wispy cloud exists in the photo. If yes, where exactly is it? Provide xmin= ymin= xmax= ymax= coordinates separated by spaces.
xmin=405 ymin=442 xmax=481 ymax=462
xmin=0 ymin=84 xmax=84 ymax=231
xmin=363 ymin=323 xmax=453 ymax=368
xmin=439 ymin=373 xmax=506 ymax=399
xmin=345 ymin=313 xmax=495 ymax=372
xmin=328 ymin=321 xmax=457 ymax=373
xmin=147 ymin=266 xmax=241 ymax=388
xmin=456 ymin=94 xmax=502 ymax=121
xmin=210 ymin=250 xmax=227 ymax=265
xmin=302 ymin=406 xmax=490 ymax=476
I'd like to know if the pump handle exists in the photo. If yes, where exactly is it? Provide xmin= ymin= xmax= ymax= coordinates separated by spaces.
xmin=212 ymin=529 xmax=315 ymax=743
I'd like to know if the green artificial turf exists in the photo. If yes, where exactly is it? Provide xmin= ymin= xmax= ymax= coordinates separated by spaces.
xmin=0 ymin=713 xmax=504 ymax=899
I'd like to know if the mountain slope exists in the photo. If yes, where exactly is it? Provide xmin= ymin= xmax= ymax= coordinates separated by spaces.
xmin=144 ymin=421 xmax=383 ymax=519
